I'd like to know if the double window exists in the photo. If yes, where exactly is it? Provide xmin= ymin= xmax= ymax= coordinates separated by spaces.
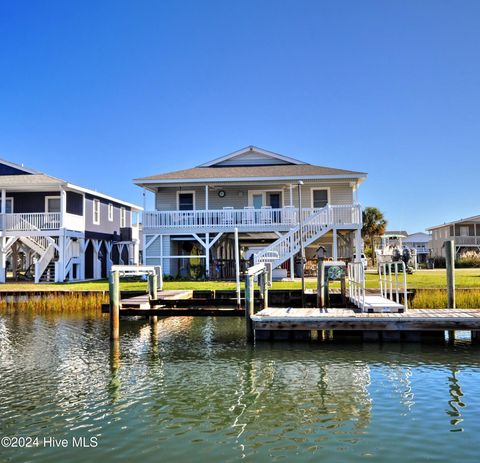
xmin=108 ymin=203 xmax=113 ymax=221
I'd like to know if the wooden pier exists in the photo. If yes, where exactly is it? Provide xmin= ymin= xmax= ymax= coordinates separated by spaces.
xmin=106 ymin=264 xmax=480 ymax=344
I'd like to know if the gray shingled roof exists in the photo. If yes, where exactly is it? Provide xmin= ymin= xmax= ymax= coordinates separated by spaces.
xmin=0 ymin=174 xmax=64 ymax=187
xmin=134 ymin=164 xmax=367 ymax=183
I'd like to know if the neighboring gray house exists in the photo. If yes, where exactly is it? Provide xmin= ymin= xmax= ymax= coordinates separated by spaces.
xmin=0 ymin=159 xmax=142 ymax=283
xmin=427 ymin=215 xmax=480 ymax=257
xmin=134 ymin=146 xmax=366 ymax=279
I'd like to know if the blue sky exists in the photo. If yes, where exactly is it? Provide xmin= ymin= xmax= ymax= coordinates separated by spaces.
xmin=1 ymin=0 xmax=479 ymax=232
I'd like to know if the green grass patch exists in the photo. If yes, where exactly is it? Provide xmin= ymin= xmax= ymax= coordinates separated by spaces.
xmin=1 ymin=268 xmax=480 ymax=292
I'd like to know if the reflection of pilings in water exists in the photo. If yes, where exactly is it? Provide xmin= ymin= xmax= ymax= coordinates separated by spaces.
xmin=231 ymin=346 xmax=265 ymax=458
xmin=447 ymin=368 xmax=465 ymax=432
xmin=108 ymin=338 xmax=121 ymax=403
xmin=385 ymin=366 xmax=415 ymax=411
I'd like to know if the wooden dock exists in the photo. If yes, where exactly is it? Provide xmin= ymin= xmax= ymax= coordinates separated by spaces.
xmin=252 ymin=307 xmax=480 ymax=342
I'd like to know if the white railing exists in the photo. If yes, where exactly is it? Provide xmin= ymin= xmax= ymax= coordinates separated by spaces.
xmin=347 ymin=262 xmax=366 ymax=311
xmin=253 ymin=205 xmax=362 ymax=269
xmin=454 ymin=236 xmax=480 ymax=245
xmin=143 ymin=204 xmax=361 ymax=230
xmin=378 ymin=261 xmax=408 ymax=310
xmin=34 ymin=243 xmax=56 ymax=283
xmin=1 ymin=213 xmax=61 ymax=231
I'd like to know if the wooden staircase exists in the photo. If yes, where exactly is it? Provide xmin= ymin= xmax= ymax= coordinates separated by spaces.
xmin=254 ymin=206 xmax=332 ymax=269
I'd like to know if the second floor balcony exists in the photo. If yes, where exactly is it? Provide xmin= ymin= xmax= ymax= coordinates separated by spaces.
xmin=143 ymin=204 xmax=362 ymax=233
xmin=0 ymin=212 xmax=82 ymax=233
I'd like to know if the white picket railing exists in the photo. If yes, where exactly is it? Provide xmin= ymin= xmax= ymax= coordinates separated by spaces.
xmin=378 ymin=261 xmax=408 ymax=310
xmin=1 ymin=213 xmax=61 ymax=231
xmin=143 ymin=204 xmax=361 ymax=230
xmin=347 ymin=262 xmax=366 ymax=311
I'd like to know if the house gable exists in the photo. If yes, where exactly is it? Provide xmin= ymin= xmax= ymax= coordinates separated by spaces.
xmin=0 ymin=160 xmax=36 ymax=176
xmin=198 ymin=146 xmax=307 ymax=167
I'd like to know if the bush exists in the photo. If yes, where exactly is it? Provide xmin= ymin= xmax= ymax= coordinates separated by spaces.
xmin=456 ymin=250 xmax=480 ymax=268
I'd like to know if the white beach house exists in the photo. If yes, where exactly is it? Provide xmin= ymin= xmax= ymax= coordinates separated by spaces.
xmin=135 ymin=146 xmax=366 ymax=279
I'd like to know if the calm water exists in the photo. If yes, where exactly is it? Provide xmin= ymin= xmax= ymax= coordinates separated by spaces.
xmin=1 ymin=313 xmax=479 ymax=463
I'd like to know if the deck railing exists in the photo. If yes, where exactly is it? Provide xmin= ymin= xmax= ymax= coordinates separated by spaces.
xmin=143 ymin=204 xmax=361 ymax=230
xmin=454 ymin=236 xmax=480 ymax=246
xmin=0 ymin=213 xmax=61 ymax=231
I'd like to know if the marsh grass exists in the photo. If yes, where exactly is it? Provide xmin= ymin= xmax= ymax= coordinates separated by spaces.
xmin=411 ymin=289 xmax=480 ymax=309
xmin=0 ymin=292 xmax=109 ymax=313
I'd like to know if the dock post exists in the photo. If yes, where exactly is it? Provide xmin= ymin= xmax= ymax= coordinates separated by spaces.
xmin=234 ymin=227 xmax=241 ymax=309
xmin=317 ymin=253 xmax=326 ymax=308
xmin=109 ymin=270 xmax=120 ymax=341
xmin=445 ymin=239 xmax=456 ymax=309
xmin=148 ymin=273 xmax=158 ymax=325
xmin=245 ymin=275 xmax=255 ymax=342
xmin=263 ymin=268 xmax=269 ymax=309
xmin=154 ymin=265 xmax=163 ymax=290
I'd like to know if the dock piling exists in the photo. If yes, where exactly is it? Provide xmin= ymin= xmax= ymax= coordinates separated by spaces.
xmin=445 ymin=239 xmax=456 ymax=309
xmin=245 ymin=275 xmax=255 ymax=342
xmin=109 ymin=270 xmax=120 ymax=341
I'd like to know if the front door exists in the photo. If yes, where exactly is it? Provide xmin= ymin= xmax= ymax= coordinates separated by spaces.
xmin=252 ymin=193 xmax=263 ymax=209
xmin=268 ymin=193 xmax=281 ymax=209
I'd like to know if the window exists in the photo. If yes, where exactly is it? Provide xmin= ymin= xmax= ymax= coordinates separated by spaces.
xmin=460 ymin=225 xmax=470 ymax=237
xmin=4 ymin=197 xmax=13 ymax=213
xmin=120 ymin=207 xmax=126 ymax=228
xmin=177 ymin=192 xmax=195 ymax=210
xmin=45 ymin=196 xmax=61 ymax=213
xmin=312 ymin=189 xmax=329 ymax=208
xmin=108 ymin=203 xmax=113 ymax=221
xmin=93 ymin=199 xmax=100 ymax=225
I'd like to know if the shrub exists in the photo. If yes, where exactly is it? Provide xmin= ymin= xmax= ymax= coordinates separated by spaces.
xmin=456 ymin=250 xmax=480 ymax=268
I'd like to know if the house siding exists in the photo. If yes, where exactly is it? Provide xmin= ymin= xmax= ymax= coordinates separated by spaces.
xmin=8 ymin=192 xmax=57 ymax=213
xmin=155 ymin=181 xmax=354 ymax=211
xmin=85 ymin=194 xmax=132 ymax=236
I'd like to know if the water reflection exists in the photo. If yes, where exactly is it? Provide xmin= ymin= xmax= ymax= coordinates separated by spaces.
xmin=1 ymin=313 xmax=480 ymax=463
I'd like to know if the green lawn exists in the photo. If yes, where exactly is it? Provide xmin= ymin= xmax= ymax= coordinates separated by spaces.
xmin=1 ymin=268 xmax=480 ymax=291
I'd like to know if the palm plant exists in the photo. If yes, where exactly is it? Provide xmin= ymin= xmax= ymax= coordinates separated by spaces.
xmin=362 ymin=207 xmax=387 ymax=265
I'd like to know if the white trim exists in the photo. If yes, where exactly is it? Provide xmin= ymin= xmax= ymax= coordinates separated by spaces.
xmin=135 ymin=173 xmax=367 ymax=186
xmin=93 ymin=199 xmax=100 ymax=225
xmin=197 ymin=146 xmax=307 ymax=167
xmin=247 ymin=189 xmax=284 ymax=208
xmin=45 ymin=195 xmax=61 ymax=213
xmin=310 ymin=187 xmax=330 ymax=208
xmin=120 ymin=206 xmax=126 ymax=228
xmin=108 ymin=203 xmax=114 ymax=221
xmin=176 ymin=190 xmax=196 ymax=210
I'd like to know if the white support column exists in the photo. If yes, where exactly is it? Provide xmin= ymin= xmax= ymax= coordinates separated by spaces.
xmin=332 ymin=228 xmax=338 ymax=261
xmin=290 ymin=255 xmax=295 ymax=281
xmin=205 ymin=232 xmax=210 ymax=278
xmin=60 ymin=186 xmax=67 ymax=229
xmin=354 ymin=229 xmax=362 ymax=263
xmin=0 ymin=236 xmax=6 ymax=283
xmin=160 ymin=234 xmax=164 ymax=271
xmin=79 ymin=238 xmax=87 ymax=281
xmin=289 ymin=184 xmax=293 ymax=206
xmin=1 ymin=188 xmax=6 ymax=215
xmin=205 ymin=185 xmax=209 ymax=210
xmin=56 ymin=234 xmax=65 ymax=282
xmin=92 ymin=239 xmax=102 ymax=279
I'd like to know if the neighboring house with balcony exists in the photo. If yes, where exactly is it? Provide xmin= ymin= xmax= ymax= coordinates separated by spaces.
xmin=134 ymin=146 xmax=366 ymax=279
xmin=403 ymin=232 xmax=431 ymax=264
xmin=0 ymin=159 xmax=142 ymax=283
xmin=427 ymin=215 xmax=480 ymax=257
